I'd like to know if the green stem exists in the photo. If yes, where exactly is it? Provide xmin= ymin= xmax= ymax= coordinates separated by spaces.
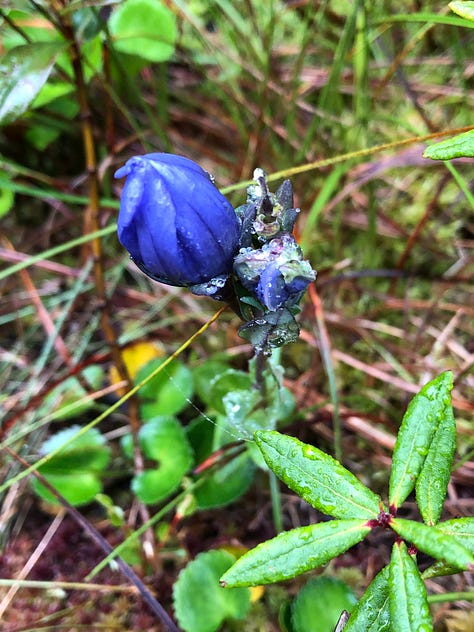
xmin=427 ymin=590 xmax=474 ymax=604
xmin=269 ymin=470 xmax=283 ymax=534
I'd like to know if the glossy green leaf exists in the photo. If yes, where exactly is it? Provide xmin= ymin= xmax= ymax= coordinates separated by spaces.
xmin=195 ymin=450 xmax=255 ymax=509
xmin=449 ymin=1 xmax=474 ymax=22
xmin=31 ymin=471 xmax=102 ymax=507
xmin=436 ymin=517 xmax=474 ymax=552
xmin=389 ymin=541 xmax=432 ymax=631
xmin=389 ymin=372 xmax=453 ymax=510
xmin=32 ymin=426 xmax=110 ymax=506
xmin=291 ymin=577 xmax=357 ymax=632
xmin=137 ymin=358 xmax=193 ymax=415
xmin=255 ymin=431 xmax=382 ymax=519
xmin=173 ymin=550 xmax=250 ymax=632
xmin=220 ymin=519 xmax=370 ymax=587
xmin=0 ymin=182 xmax=14 ymax=218
xmin=422 ymin=518 xmax=474 ymax=578
xmin=0 ymin=42 xmax=66 ymax=125
xmin=423 ymin=129 xmax=474 ymax=160
xmin=207 ymin=369 xmax=253 ymax=414
xmin=123 ymin=416 xmax=193 ymax=504
xmin=391 ymin=518 xmax=474 ymax=571
xmin=38 ymin=426 xmax=110 ymax=473
xmin=192 ymin=359 xmax=230 ymax=405
xmin=109 ymin=0 xmax=177 ymax=63
xmin=416 ymin=395 xmax=456 ymax=525
xmin=343 ymin=566 xmax=390 ymax=632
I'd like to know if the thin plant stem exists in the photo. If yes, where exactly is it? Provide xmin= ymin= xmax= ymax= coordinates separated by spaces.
xmin=269 ymin=470 xmax=283 ymax=535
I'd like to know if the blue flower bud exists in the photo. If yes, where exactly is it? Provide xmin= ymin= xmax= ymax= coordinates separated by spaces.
xmin=115 ymin=153 xmax=241 ymax=287
xmin=234 ymin=234 xmax=316 ymax=311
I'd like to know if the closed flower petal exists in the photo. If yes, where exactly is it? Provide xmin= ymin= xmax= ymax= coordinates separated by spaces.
xmin=234 ymin=234 xmax=316 ymax=311
xmin=115 ymin=153 xmax=241 ymax=286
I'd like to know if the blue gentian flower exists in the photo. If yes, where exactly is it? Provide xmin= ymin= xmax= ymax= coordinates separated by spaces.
xmin=234 ymin=234 xmax=316 ymax=311
xmin=115 ymin=153 xmax=241 ymax=287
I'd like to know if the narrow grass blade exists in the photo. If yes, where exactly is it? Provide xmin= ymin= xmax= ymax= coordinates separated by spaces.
xmin=389 ymin=371 xmax=453 ymax=510
xmin=255 ymin=431 xmax=382 ymax=519
xmin=391 ymin=518 xmax=474 ymax=571
xmin=220 ymin=519 xmax=370 ymax=587
xmin=343 ymin=565 xmax=390 ymax=632
xmin=389 ymin=541 xmax=432 ymax=631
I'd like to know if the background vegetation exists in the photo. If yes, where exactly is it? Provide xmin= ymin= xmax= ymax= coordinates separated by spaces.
xmin=0 ymin=1 xmax=473 ymax=630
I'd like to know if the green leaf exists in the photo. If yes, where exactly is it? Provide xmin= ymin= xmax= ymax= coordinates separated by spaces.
xmin=389 ymin=541 xmax=432 ymax=631
xmin=32 ymin=426 xmax=110 ymax=506
xmin=449 ymin=1 xmax=474 ymax=22
xmin=123 ymin=416 xmax=193 ymax=504
xmin=192 ymin=359 xmax=230 ymax=404
xmin=343 ymin=566 xmax=391 ymax=632
xmin=416 ymin=395 xmax=456 ymax=525
xmin=0 ymin=181 xmax=14 ymax=218
xmin=389 ymin=372 xmax=453 ymax=510
xmin=195 ymin=450 xmax=256 ymax=509
xmin=423 ymin=129 xmax=474 ymax=160
xmin=207 ymin=369 xmax=253 ymax=414
xmin=291 ymin=577 xmax=357 ymax=632
xmin=173 ymin=550 xmax=250 ymax=632
xmin=421 ymin=518 xmax=474 ymax=578
xmin=38 ymin=426 xmax=110 ymax=474
xmin=220 ymin=519 xmax=370 ymax=587
xmin=137 ymin=358 xmax=193 ymax=416
xmin=255 ymin=431 xmax=382 ymax=519
xmin=31 ymin=471 xmax=102 ymax=507
xmin=391 ymin=518 xmax=474 ymax=571
xmin=0 ymin=42 xmax=66 ymax=125
xmin=436 ymin=517 xmax=474 ymax=553
xmin=109 ymin=0 xmax=177 ymax=63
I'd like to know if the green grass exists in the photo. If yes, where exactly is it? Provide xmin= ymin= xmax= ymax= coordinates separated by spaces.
xmin=0 ymin=1 xmax=473 ymax=629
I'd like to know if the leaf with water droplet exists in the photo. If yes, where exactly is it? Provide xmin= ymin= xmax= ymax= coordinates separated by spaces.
xmin=220 ymin=519 xmax=370 ymax=587
xmin=421 ymin=517 xmax=474 ymax=579
xmin=0 ymin=42 xmax=66 ymax=126
xmin=391 ymin=518 xmax=474 ymax=571
xmin=254 ymin=430 xmax=383 ymax=519
xmin=389 ymin=541 xmax=432 ymax=631
xmin=416 ymin=387 xmax=456 ymax=525
xmin=343 ymin=566 xmax=390 ymax=632
xmin=389 ymin=371 xmax=453 ymax=510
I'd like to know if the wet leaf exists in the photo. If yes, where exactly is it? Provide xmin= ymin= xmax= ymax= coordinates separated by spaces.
xmin=389 ymin=372 xmax=453 ymax=510
xmin=391 ymin=518 xmax=474 ymax=571
xmin=109 ymin=0 xmax=176 ymax=63
xmin=449 ymin=2 xmax=474 ymax=22
xmin=343 ymin=566 xmax=391 ymax=632
xmin=122 ymin=416 xmax=193 ymax=504
xmin=291 ymin=577 xmax=357 ymax=632
xmin=32 ymin=426 xmax=110 ymax=506
xmin=220 ymin=519 xmax=370 ymax=587
xmin=422 ymin=518 xmax=474 ymax=578
xmin=389 ymin=541 xmax=432 ymax=631
xmin=423 ymin=129 xmax=474 ymax=160
xmin=0 ymin=42 xmax=66 ymax=125
xmin=255 ymin=430 xmax=382 ymax=519
xmin=174 ymin=550 xmax=250 ymax=632
xmin=416 ymin=393 xmax=456 ymax=525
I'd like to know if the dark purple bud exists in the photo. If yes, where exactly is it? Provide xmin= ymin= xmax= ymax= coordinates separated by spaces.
xmin=234 ymin=234 xmax=316 ymax=311
xmin=115 ymin=153 xmax=241 ymax=287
